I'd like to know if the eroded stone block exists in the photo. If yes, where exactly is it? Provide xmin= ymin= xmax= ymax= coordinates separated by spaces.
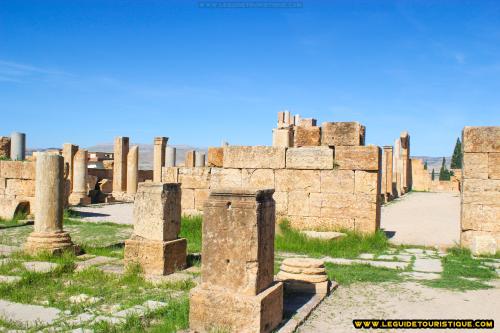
xmin=321 ymin=122 xmax=365 ymax=146
xmin=223 ymin=146 xmax=286 ymax=169
xmin=488 ymin=153 xmax=500 ymax=179
xmin=463 ymin=126 xmax=500 ymax=153
xmin=242 ymin=169 xmax=275 ymax=189
xmin=207 ymin=147 xmax=224 ymax=167
xmin=275 ymin=169 xmax=320 ymax=192
xmin=462 ymin=153 xmax=488 ymax=179
xmin=272 ymin=128 xmax=294 ymax=147
xmin=286 ymin=147 xmax=334 ymax=170
xmin=335 ymin=145 xmax=381 ymax=171
xmin=294 ymin=126 xmax=321 ymax=147
xmin=210 ymin=168 xmax=242 ymax=188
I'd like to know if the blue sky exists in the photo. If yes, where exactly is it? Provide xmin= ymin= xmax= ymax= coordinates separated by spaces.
xmin=1 ymin=0 xmax=499 ymax=156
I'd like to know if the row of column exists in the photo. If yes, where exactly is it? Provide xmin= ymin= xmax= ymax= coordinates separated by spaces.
xmin=381 ymin=131 xmax=411 ymax=201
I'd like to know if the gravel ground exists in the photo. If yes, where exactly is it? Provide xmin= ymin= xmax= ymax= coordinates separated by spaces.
xmin=72 ymin=203 xmax=134 ymax=225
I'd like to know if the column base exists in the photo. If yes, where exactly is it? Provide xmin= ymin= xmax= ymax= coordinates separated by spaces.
xmin=24 ymin=231 xmax=78 ymax=255
xmin=68 ymin=193 xmax=91 ymax=206
xmin=189 ymin=282 xmax=283 ymax=333
xmin=124 ymin=237 xmax=187 ymax=275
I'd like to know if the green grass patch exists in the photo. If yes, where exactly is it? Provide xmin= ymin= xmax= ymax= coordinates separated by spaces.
xmin=275 ymin=220 xmax=389 ymax=258
xmin=325 ymin=263 xmax=403 ymax=285
xmin=424 ymin=247 xmax=497 ymax=291
xmin=180 ymin=215 xmax=202 ymax=254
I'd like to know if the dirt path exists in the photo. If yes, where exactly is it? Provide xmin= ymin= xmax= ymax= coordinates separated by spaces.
xmin=300 ymin=280 xmax=500 ymax=333
xmin=381 ymin=192 xmax=461 ymax=247
xmin=72 ymin=203 xmax=134 ymax=225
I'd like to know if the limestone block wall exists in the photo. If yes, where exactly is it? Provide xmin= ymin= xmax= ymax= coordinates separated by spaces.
xmin=163 ymin=145 xmax=381 ymax=233
xmin=0 ymin=160 xmax=36 ymax=219
xmin=411 ymin=159 xmax=431 ymax=191
xmin=460 ymin=126 xmax=500 ymax=254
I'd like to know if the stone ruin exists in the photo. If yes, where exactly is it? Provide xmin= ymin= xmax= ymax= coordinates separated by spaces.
xmin=460 ymin=126 xmax=500 ymax=255
xmin=189 ymin=188 xmax=283 ymax=333
xmin=124 ymin=182 xmax=187 ymax=275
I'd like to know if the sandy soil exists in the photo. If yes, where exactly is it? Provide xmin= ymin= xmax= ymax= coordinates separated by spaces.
xmin=72 ymin=203 xmax=134 ymax=225
xmin=300 ymin=280 xmax=500 ymax=333
xmin=381 ymin=192 xmax=461 ymax=247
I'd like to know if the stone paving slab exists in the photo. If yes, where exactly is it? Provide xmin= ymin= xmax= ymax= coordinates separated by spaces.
xmin=0 ymin=299 xmax=61 ymax=326
xmin=75 ymin=256 xmax=119 ymax=272
xmin=145 ymin=272 xmax=193 ymax=285
xmin=0 ymin=245 xmax=21 ymax=256
xmin=0 ymin=275 xmax=21 ymax=284
xmin=23 ymin=261 xmax=59 ymax=273
xmin=401 ymin=272 xmax=441 ymax=280
xmin=97 ymin=264 xmax=124 ymax=275
xmin=323 ymin=257 xmax=408 ymax=270
xmin=377 ymin=254 xmax=413 ymax=262
xmin=300 ymin=231 xmax=347 ymax=241
xmin=413 ymin=258 xmax=443 ymax=273
xmin=113 ymin=305 xmax=146 ymax=318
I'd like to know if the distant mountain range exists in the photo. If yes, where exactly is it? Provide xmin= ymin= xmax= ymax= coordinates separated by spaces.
xmin=412 ymin=156 xmax=453 ymax=174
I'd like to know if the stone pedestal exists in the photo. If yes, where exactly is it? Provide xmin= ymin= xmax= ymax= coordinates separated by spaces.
xmin=153 ymin=137 xmax=168 ymax=182
xmin=127 ymin=146 xmax=139 ymax=195
xmin=277 ymin=258 xmax=330 ymax=295
xmin=68 ymin=149 xmax=91 ymax=205
xmin=25 ymin=153 xmax=76 ymax=255
xmin=112 ymin=137 xmax=129 ymax=197
xmin=124 ymin=183 xmax=186 ymax=275
xmin=189 ymin=189 xmax=283 ymax=333
xmin=165 ymin=146 xmax=176 ymax=167
xmin=10 ymin=132 xmax=26 ymax=161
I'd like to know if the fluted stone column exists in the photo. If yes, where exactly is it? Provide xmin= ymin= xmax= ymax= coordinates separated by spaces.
xmin=153 ymin=137 xmax=168 ymax=182
xmin=113 ymin=137 xmax=129 ymax=197
xmin=165 ymin=146 xmax=176 ymax=167
xmin=69 ymin=149 xmax=90 ymax=205
xmin=194 ymin=151 xmax=205 ymax=167
xmin=25 ymin=153 xmax=76 ymax=255
xmin=127 ymin=146 xmax=139 ymax=195
xmin=10 ymin=132 xmax=26 ymax=161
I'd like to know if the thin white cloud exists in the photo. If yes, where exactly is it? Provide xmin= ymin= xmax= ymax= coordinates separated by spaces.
xmin=0 ymin=59 xmax=69 ymax=82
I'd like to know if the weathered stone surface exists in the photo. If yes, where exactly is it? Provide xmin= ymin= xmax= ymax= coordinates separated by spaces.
xmin=223 ymin=146 xmax=286 ymax=169
xmin=178 ymin=167 xmax=210 ymax=189
xmin=462 ymin=179 xmax=500 ymax=205
xmin=462 ymin=153 xmax=488 ymax=179
xmin=286 ymin=147 xmax=334 ymax=170
xmin=287 ymin=215 xmax=355 ymax=231
xmin=124 ymin=237 xmax=187 ymax=275
xmin=320 ymin=169 xmax=354 ymax=193
xmin=162 ymin=167 xmax=178 ymax=183
xmin=23 ymin=261 xmax=59 ymax=273
xmin=0 ymin=160 xmax=35 ymax=179
xmin=184 ymin=150 xmax=195 ymax=167
xmin=153 ymin=137 xmax=168 ymax=182
xmin=294 ymin=126 xmax=321 ymax=147
xmin=461 ymin=204 xmax=500 ymax=232
xmin=470 ymin=235 xmax=497 ymax=255
xmin=181 ymin=188 xmax=195 ymax=210
xmin=282 ymin=258 xmax=324 ymax=269
xmin=0 ymin=299 xmax=61 ymax=326
xmin=299 ymin=118 xmax=317 ymax=127
xmin=201 ymin=189 xmax=276 ymax=296
xmin=274 ymin=191 xmax=288 ymax=216
xmin=126 ymin=146 xmax=139 ymax=195
xmin=0 ymin=136 xmax=10 ymax=158
xmin=69 ymin=149 xmax=90 ymax=205
xmin=281 ymin=265 xmax=326 ymax=275
xmin=382 ymin=146 xmax=394 ymax=196
xmin=275 ymin=169 xmax=320 ymax=192
xmin=488 ymin=153 xmax=500 ymax=179
xmin=288 ymin=191 xmax=315 ymax=216
xmin=242 ymin=169 xmax=275 ymax=189
xmin=276 ymin=271 xmax=327 ymax=283
xmin=321 ymin=122 xmax=365 ymax=146
xmin=335 ymin=145 xmax=381 ymax=171
xmin=463 ymin=126 xmax=500 ymax=152
xmin=132 ymin=183 xmax=181 ymax=241
xmin=412 ymin=258 xmax=443 ymax=273
xmin=5 ymin=179 xmax=35 ymax=196
xmin=189 ymin=282 xmax=283 ymax=333
xmin=112 ymin=137 xmax=129 ymax=194
xmin=210 ymin=168 xmax=242 ymax=188
xmin=272 ymin=128 xmax=294 ymax=147
xmin=354 ymin=170 xmax=379 ymax=194
xmin=301 ymin=230 xmax=346 ymax=240
xmin=194 ymin=189 xmax=210 ymax=211
xmin=207 ymin=147 xmax=224 ymax=167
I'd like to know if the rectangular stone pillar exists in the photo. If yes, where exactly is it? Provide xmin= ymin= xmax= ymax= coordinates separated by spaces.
xmin=153 ymin=137 xmax=168 ymax=182
xmin=400 ymin=131 xmax=411 ymax=192
xmin=393 ymin=138 xmax=402 ymax=197
xmin=62 ymin=143 xmax=79 ymax=192
xmin=382 ymin=146 xmax=394 ymax=201
xmin=124 ymin=183 xmax=186 ymax=275
xmin=189 ymin=189 xmax=283 ymax=333
xmin=112 ymin=137 xmax=129 ymax=195
xmin=272 ymin=127 xmax=294 ymax=147
xmin=165 ymin=146 xmax=176 ymax=167
xmin=185 ymin=150 xmax=195 ymax=167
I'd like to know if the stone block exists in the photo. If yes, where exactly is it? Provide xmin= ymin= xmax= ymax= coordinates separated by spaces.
xmin=298 ymin=118 xmax=317 ymax=127
xmin=209 ymin=168 xmax=242 ymax=188
xmin=194 ymin=189 xmax=210 ymax=211
xmin=0 ymin=137 xmax=10 ymax=158
xmin=320 ymin=169 xmax=355 ymax=193
xmin=133 ymin=183 xmax=181 ymax=242
xmin=286 ymin=215 xmax=355 ymax=231
xmin=189 ymin=282 xmax=283 ymax=333
xmin=354 ymin=170 xmax=380 ymax=194
xmin=223 ymin=146 xmax=286 ymax=169
xmin=0 ymin=161 xmax=35 ymax=179
xmin=470 ymin=235 xmax=497 ymax=255
xmin=184 ymin=151 xmax=195 ymax=167
xmin=242 ymin=169 xmax=275 ymax=189
xmin=178 ymin=167 xmax=210 ymax=189
xmin=294 ymin=126 xmax=321 ymax=147
xmin=463 ymin=126 xmax=500 ymax=153
xmin=162 ymin=167 xmax=178 ymax=183
xmin=124 ymin=237 xmax=187 ymax=275
xmin=273 ymin=191 xmax=288 ymax=215
xmin=181 ymin=188 xmax=195 ymax=210
xmin=272 ymin=128 xmax=294 ymax=147
xmin=202 ymin=189 xmax=276 ymax=296
xmin=335 ymin=145 xmax=381 ymax=171
xmin=288 ymin=191 xmax=315 ymax=217
xmin=321 ymin=122 xmax=365 ymax=146
xmin=275 ymin=169 xmax=320 ymax=192
xmin=207 ymin=147 xmax=224 ymax=167
xmin=462 ymin=179 xmax=500 ymax=205
xmin=286 ymin=147 xmax=334 ymax=170
xmin=462 ymin=153 xmax=488 ymax=179
xmin=488 ymin=153 xmax=500 ymax=179
xmin=462 ymin=204 xmax=500 ymax=231
xmin=5 ymin=179 xmax=35 ymax=196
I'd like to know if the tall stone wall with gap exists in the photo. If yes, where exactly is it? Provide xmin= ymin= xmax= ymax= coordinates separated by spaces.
xmin=163 ymin=145 xmax=381 ymax=233
xmin=0 ymin=160 xmax=36 ymax=219
xmin=460 ymin=126 xmax=500 ymax=255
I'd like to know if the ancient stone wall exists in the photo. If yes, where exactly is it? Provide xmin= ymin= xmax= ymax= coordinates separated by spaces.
xmin=411 ymin=159 xmax=431 ymax=192
xmin=460 ymin=126 xmax=500 ymax=255
xmin=0 ymin=160 xmax=36 ymax=219
xmin=163 ymin=144 xmax=381 ymax=233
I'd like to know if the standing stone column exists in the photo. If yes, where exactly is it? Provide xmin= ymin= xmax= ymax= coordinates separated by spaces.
xmin=382 ymin=146 xmax=394 ymax=201
xmin=24 ymin=153 xmax=75 ymax=254
xmin=124 ymin=183 xmax=186 ymax=275
xmin=10 ymin=132 xmax=26 ymax=161
xmin=189 ymin=189 xmax=283 ymax=333
xmin=112 ymin=137 xmax=129 ymax=196
xmin=400 ymin=131 xmax=411 ymax=192
xmin=393 ymin=138 xmax=402 ymax=197
xmin=127 ymin=146 xmax=139 ymax=195
xmin=194 ymin=151 xmax=205 ymax=167
xmin=69 ymin=149 xmax=91 ymax=205
xmin=165 ymin=146 xmax=176 ymax=167
xmin=62 ymin=143 xmax=79 ymax=203
xmin=185 ymin=150 xmax=195 ymax=167
xmin=153 ymin=137 xmax=168 ymax=182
